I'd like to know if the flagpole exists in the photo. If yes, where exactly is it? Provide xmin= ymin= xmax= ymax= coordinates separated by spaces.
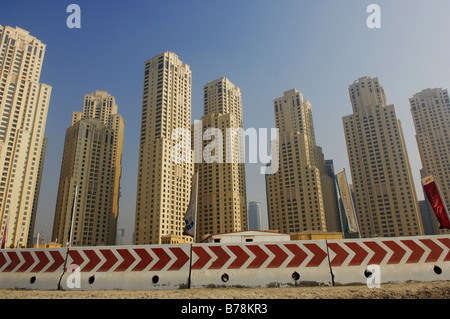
xmin=193 ymin=171 xmax=199 ymax=244
xmin=67 ymin=183 xmax=78 ymax=248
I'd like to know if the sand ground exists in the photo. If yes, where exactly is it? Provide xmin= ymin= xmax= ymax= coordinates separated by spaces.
xmin=1 ymin=280 xmax=449 ymax=299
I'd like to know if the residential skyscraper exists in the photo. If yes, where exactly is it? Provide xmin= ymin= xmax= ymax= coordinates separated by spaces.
xmin=0 ymin=26 xmax=52 ymax=248
xmin=343 ymin=76 xmax=423 ymax=238
xmin=248 ymin=201 xmax=262 ymax=230
xmin=52 ymin=91 xmax=124 ymax=246
xmin=410 ymin=88 xmax=450 ymax=234
xmin=265 ymin=89 xmax=328 ymax=233
xmin=134 ymin=52 xmax=193 ymax=245
xmin=195 ymin=77 xmax=248 ymax=240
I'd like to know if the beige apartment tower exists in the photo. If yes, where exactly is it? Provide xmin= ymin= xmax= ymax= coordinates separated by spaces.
xmin=410 ymin=88 xmax=450 ymax=234
xmin=265 ymin=89 xmax=329 ymax=233
xmin=52 ymin=91 xmax=124 ymax=246
xmin=195 ymin=77 xmax=248 ymax=241
xmin=134 ymin=52 xmax=193 ymax=245
xmin=343 ymin=76 xmax=423 ymax=238
xmin=0 ymin=26 xmax=52 ymax=248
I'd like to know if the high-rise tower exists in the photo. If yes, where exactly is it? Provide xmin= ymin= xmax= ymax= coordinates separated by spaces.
xmin=343 ymin=76 xmax=423 ymax=238
xmin=52 ymin=91 xmax=124 ymax=246
xmin=195 ymin=77 xmax=247 ymax=241
xmin=134 ymin=52 xmax=193 ymax=244
xmin=410 ymin=88 xmax=450 ymax=234
xmin=0 ymin=26 xmax=52 ymax=248
xmin=265 ymin=89 xmax=328 ymax=233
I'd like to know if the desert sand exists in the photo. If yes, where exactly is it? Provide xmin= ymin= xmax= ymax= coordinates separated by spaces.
xmin=1 ymin=280 xmax=449 ymax=299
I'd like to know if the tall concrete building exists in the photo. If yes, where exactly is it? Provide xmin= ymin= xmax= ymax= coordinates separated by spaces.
xmin=52 ymin=91 xmax=124 ymax=246
xmin=248 ymin=201 xmax=262 ymax=230
xmin=0 ymin=26 xmax=52 ymax=248
xmin=410 ymin=88 xmax=450 ymax=234
xmin=195 ymin=77 xmax=248 ymax=241
xmin=265 ymin=89 xmax=328 ymax=233
xmin=343 ymin=76 xmax=423 ymax=238
xmin=134 ymin=52 xmax=193 ymax=245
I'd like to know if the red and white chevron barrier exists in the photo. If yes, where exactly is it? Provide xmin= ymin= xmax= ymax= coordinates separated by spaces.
xmin=327 ymin=235 xmax=450 ymax=285
xmin=1 ymin=235 xmax=449 ymax=290
xmin=189 ymin=241 xmax=332 ymax=288
xmin=59 ymin=244 xmax=191 ymax=290
xmin=0 ymin=248 xmax=66 ymax=290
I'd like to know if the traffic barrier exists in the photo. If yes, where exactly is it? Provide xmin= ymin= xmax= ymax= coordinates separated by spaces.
xmin=189 ymin=241 xmax=333 ymax=288
xmin=326 ymin=235 xmax=450 ymax=286
xmin=59 ymin=244 xmax=191 ymax=290
xmin=0 ymin=248 xmax=66 ymax=290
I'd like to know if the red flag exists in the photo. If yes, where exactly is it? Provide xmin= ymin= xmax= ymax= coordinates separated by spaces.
xmin=422 ymin=175 xmax=450 ymax=229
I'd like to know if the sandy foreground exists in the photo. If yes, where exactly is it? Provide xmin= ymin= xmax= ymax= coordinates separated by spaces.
xmin=1 ymin=280 xmax=449 ymax=299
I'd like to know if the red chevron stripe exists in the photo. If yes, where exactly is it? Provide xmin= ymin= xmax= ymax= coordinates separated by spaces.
xmin=116 ymin=249 xmax=136 ymax=271
xmin=345 ymin=242 xmax=369 ymax=266
xmin=46 ymin=251 xmax=65 ymax=272
xmin=247 ymin=245 xmax=269 ymax=269
xmin=68 ymin=250 xmax=84 ymax=271
xmin=383 ymin=241 xmax=407 ymax=264
xmin=192 ymin=246 xmax=211 ymax=270
xmin=132 ymin=248 xmax=153 ymax=271
xmin=227 ymin=246 xmax=250 ymax=269
xmin=0 ymin=252 xmax=7 ymax=270
xmin=31 ymin=251 xmax=50 ymax=272
xmin=83 ymin=250 xmax=101 ymax=272
xmin=168 ymin=247 xmax=190 ymax=271
xmin=209 ymin=246 xmax=231 ymax=269
xmin=150 ymin=248 xmax=171 ymax=271
xmin=98 ymin=249 xmax=119 ymax=272
xmin=401 ymin=240 xmax=425 ymax=264
xmin=17 ymin=251 xmax=35 ymax=272
xmin=284 ymin=244 xmax=308 ymax=268
xmin=364 ymin=241 xmax=388 ymax=265
xmin=4 ymin=251 xmax=20 ymax=272
xmin=438 ymin=238 xmax=450 ymax=261
xmin=328 ymin=243 xmax=349 ymax=267
xmin=420 ymin=239 xmax=444 ymax=263
xmin=266 ymin=244 xmax=288 ymax=268
xmin=304 ymin=243 xmax=327 ymax=267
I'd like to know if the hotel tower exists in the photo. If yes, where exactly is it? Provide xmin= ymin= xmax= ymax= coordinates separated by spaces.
xmin=410 ymin=88 xmax=450 ymax=234
xmin=343 ymin=76 xmax=423 ymax=238
xmin=52 ymin=91 xmax=124 ymax=246
xmin=134 ymin=52 xmax=193 ymax=244
xmin=265 ymin=89 xmax=329 ymax=233
xmin=195 ymin=77 xmax=248 ymax=241
xmin=0 ymin=26 xmax=52 ymax=248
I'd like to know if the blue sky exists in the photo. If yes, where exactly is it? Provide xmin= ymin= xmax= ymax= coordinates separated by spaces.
xmin=1 ymin=0 xmax=449 ymax=244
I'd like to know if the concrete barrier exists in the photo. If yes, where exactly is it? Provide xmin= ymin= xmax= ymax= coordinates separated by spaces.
xmin=59 ymin=244 xmax=191 ymax=290
xmin=0 ymin=248 xmax=66 ymax=290
xmin=326 ymin=235 xmax=450 ymax=286
xmin=189 ymin=241 xmax=333 ymax=288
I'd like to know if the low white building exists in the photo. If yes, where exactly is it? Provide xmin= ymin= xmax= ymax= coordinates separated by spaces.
xmin=202 ymin=231 xmax=290 ymax=243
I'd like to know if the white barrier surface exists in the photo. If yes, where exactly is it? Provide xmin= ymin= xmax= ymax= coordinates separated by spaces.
xmin=59 ymin=244 xmax=191 ymax=290
xmin=189 ymin=241 xmax=333 ymax=288
xmin=0 ymin=248 xmax=66 ymax=290
xmin=327 ymin=235 xmax=450 ymax=285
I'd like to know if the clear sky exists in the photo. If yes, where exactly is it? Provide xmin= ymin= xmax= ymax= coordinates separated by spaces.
xmin=1 ymin=0 xmax=449 ymax=244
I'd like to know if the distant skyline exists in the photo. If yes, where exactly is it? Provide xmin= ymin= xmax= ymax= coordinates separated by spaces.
xmin=1 ymin=0 xmax=449 ymax=244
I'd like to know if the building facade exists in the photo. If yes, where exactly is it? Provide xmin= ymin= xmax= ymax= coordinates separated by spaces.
xmin=265 ymin=89 xmax=328 ymax=233
xmin=248 ymin=201 xmax=262 ymax=231
xmin=343 ymin=76 xmax=423 ymax=238
xmin=195 ymin=77 xmax=248 ymax=241
xmin=52 ymin=91 xmax=124 ymax=246
xmin=134 ymin=52 xmax=193 ymax=245
xmin=0 ymin=26 xmax=52 ymax=248
xmin=410 ymin=88 xmax=450 ymax=234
